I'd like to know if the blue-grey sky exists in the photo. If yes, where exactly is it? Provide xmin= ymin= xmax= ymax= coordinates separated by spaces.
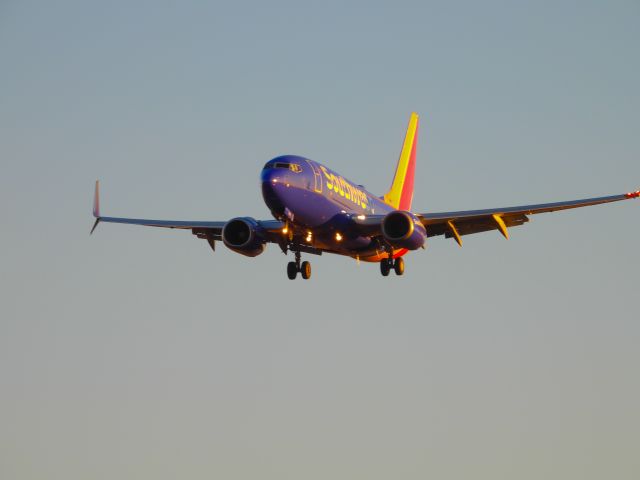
xmin=1 ymin=1 xmax=639 ymax=479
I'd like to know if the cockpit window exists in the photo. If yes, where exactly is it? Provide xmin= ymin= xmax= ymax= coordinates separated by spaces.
xmin=264 ymin=162 xmax=289 ymax=169
xmin=265 ymin=162 xmax=302 ymax=172
xmin=263 ymin=161 xmax=302 ymax=173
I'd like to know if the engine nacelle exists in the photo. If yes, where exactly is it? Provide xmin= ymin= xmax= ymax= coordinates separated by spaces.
xmin=222 ymin=217 xmax=266 ymax=257
xmin=381 ymin=210 xmax=426 ymax=250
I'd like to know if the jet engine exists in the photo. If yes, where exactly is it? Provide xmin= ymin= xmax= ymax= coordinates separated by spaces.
xmin=381 ymin=211 xmax=426 ymax=250
xmin=222 ymin=217 xmax=266 ymax=257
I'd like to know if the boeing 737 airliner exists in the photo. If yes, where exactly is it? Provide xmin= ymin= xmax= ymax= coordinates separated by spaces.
xmin=91 ymin=113 xmax=638 ymax=279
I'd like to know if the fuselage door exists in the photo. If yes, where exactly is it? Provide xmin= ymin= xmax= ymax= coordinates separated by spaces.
xmin=306 ymin=160 xmax=323 ymax=193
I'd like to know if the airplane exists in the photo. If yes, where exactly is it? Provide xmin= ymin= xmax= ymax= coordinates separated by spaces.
xmin=91 ymin=113 xmax=639 ymax=279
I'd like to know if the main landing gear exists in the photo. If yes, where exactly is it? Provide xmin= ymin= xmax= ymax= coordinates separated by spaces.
xmin=287 ymin=250 xmax=311 ymax=280
xmin=380 ymin=256 xmax=404 ymax=277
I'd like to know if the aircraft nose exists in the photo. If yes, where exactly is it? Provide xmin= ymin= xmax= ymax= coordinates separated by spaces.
xmin=261 ymin=167 xmax=284 ymax=213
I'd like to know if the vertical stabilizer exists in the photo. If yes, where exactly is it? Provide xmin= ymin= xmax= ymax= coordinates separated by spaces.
xmin=383 ymin=112 xmax=419 ymax=210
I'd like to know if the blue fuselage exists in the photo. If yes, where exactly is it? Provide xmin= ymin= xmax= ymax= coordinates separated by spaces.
xmin=261 ymin=155 xmax=397 ymax=259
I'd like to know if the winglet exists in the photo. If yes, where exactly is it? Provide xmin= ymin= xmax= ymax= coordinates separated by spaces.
xmin=93 ymin=180 xmax=100 ymax=217
xmin=90 ymin=180 xmax=101 ymax=235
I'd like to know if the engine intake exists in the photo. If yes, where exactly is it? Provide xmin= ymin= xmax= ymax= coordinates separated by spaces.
xmin=381 ymin=211 xmax=426 ymax=250
xmin=222 ymin=217 xmax=266 ymax=257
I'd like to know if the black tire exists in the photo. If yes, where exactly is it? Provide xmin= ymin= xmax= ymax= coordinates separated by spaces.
xmin=380 ymin=259 xmax=391 ymax=276
xmin=394 ymin=257 xmax=405 ymax=276
xmin=300 ymin=261 xmax=311 ymax=280
xmin=287 ymin=261 xmax=298 ymax=280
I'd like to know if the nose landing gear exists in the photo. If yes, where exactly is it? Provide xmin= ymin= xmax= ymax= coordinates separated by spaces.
xmin=287 ymin=251 xmax=312 ymax=280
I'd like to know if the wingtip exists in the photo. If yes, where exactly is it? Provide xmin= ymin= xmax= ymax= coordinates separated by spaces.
xmin=624 ymin=190 xmax=640 ymax=199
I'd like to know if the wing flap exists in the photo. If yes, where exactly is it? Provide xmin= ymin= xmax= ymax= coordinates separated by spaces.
xmin=426 ymin=214 xmax=529 ymax=238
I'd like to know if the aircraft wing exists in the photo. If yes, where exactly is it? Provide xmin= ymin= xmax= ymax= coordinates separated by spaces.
xmin=90 ymin=181 xmax=284 ymax=241
xmin=95 ymin=216 xmax=226 ymax=231
xmin=417 ymin=190 xmax=640 ymax=245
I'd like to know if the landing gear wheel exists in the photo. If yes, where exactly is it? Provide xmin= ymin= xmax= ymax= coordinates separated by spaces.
xmin=394 ymin=257 xmax=405 ymax=276
xmin=287 ymin=261 xmax=298 ymax=280
xmin=380 ymin=259 xmax=391 ymax=277
xmin=300 ymin=261 xmax=311 ymax=280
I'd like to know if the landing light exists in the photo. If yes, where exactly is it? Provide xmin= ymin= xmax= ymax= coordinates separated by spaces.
xmin=306 ymin=232 xmax=313 ymax=242
xmin=335 ymin=233 xmax=343 ymax=241
xmin=357 ymin=214 xmax=366 ymax=220
xmin=282 ymin=227 xmax=288 ymax=234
